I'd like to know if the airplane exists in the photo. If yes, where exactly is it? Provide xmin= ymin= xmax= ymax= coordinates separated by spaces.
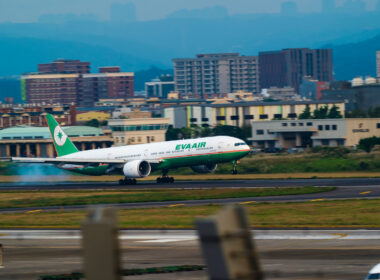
xmin=10 ymin=114 xmax=251 ymax=185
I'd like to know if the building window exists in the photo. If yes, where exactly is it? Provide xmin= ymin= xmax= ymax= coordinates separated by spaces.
xmin=307 ymin=122 xmax=313 ymax=126
xmin=322 ymin=139 xmax=329 ymax=146
xmin=244 ymin=115 xmax=254 ymax=120
xmin=190 ymin=118 xmax=197 ymax=122
xmin=332 ymin=125 xmax=337 ymax=130
xmin=216 ymin=116 xmax=226 ymax=121
xmin=282 ymin=123 xmax=288 ymax=127
xmin=325 ymin=125 xmax=330 ymax=131
xmin=377 ymin=123 xmax=380 ymax=129
xmin=288 ymin=113 xmax=297 ymax=118
xmin=259 ymin=114 xmax=268 ymax=120
xmin=256 ymin=129 xmax=264 ymax=135
xmin=202 ymin=118 xmax=209 ymax=122
xmin=274 ymin=114 xmax=282 ymax=119
xmin=231 ymin=115 xmax=239 ymax=120
xmin=299 ymin=123 xmax=304 ymax=126
xmin=337 ymin=139 xmax=345 ymax=146
xmin=318 ymin=125 xmax=323 ymax=131
xmin=138 ymin=137 xmax=142 ymax=142
xmin=291 ymin=123 xmax=296 ymax=126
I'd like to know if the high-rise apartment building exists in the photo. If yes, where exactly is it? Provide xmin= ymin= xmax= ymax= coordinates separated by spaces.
xmin=22 ymin=62 xmax=134 ymax=106
xmin=259 ymin=48 xmax=333 ymax=93
xmin=38 ymin=59 xmax=90 ymax=74
xmin=173 ymin=53 xmax=259 ymax=98
xmin=377 ymin=51 xmax=380 ymax=79
xmin=145 ymin=75 xmax=175 ymax=99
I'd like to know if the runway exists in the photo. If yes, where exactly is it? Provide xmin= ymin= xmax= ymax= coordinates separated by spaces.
xmin=1 ymin=177 xmax=380 ymax=190
xmin=1 ymin=178 xmax=380 ymax=213
xmin=1 ymin=229 xmax=380 ymax=279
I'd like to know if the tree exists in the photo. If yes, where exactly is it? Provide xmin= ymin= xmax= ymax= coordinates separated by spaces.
xmin=165 ymin=127 xmax=182 ymax=141
xmin=368 ymin=107 xmax=380 ymax=118
xmin=358 ymin=136 xmax=380 ymax=153
xmin=346 ymin=109 xmax=367 ymax=118
xmin=85 ymin=119 xmax=100 ymax=127
xmin=327 ymin=105 xmax=343 ymax=119
xmin=212 ymin=125 xmax=249 ymax=142
xmin=299 ymin=105 xmax=312 ymax=119
xmin=313 ymin=105 xmax=329 ymax=119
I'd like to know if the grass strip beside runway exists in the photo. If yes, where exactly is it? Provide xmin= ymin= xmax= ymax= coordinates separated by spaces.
xmin=0 ymin=187 xmax=332 ymax=209
xmin=1 ymin=199 xmax=380 ymax=229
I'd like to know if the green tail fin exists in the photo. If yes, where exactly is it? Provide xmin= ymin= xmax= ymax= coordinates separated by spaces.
xmin=46 ymin=114 xmax=79 ymax=157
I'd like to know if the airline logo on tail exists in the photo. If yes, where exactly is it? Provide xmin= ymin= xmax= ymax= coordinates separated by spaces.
xmin=54 ymin=126 xmax=68 ymax=146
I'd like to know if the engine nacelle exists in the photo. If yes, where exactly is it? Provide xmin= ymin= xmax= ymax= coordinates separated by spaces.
xmin=123 ymin=160 xmax=151 ymax=178
xmin=191 ymin=163 xmax=217 ymax=174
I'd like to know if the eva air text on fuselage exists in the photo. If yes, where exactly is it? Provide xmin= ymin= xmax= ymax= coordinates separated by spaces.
xmin=175 ymin=142 xmax=206 ymax=151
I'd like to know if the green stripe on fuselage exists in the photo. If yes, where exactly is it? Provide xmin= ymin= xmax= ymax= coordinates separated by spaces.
xmin=62 ymin=150 xmax=249 ymax=176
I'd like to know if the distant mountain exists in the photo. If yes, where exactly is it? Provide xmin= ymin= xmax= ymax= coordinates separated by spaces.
xmin=329 ymin=34 xmax=380 ymax=80
xmin=0 ymin=36 xmax=162 ymax=75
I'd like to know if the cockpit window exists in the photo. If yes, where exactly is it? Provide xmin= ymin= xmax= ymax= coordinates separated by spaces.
xmin=367 ymin=273 xmax=380 ymax=279
xmin=234 ymin=142 xmax=246 ymax=147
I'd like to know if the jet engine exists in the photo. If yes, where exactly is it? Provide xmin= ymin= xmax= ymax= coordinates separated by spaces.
xmin=123 ymin=160 xmax=151 ymax=178
xmin=191 ymin=163 xmax=217 ymax=174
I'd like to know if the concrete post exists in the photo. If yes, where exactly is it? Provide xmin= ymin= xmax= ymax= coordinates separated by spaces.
xmin=47 ymin=144 xmax=54 ymax=158
xmin=36 ymin=143 xmax=41 ymax=157
xmin=196 ymin=205 xmax=264 ymax=280
xmin=5 ymin=144 xmax=10 ymax=157
xmin=102 ymin=143 xmax=107 ymax=148
xmin=81 ymin=143 xmax=86 ymax=151
xmin=81 ymin=207 xmax=121 ymax=280
xmin=16 ymin=144 xmax=20 ymax=157
xmin=91 ymin=143 xmax=96 ymax=150
xmin=296 ymin=133 xmax=302 ymax=147
xmin=26 ymin=144 xmax=30 ymax=157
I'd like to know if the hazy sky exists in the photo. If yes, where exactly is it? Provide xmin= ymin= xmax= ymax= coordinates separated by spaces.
xmin=0 ymin=0 xmax=378 ymax=22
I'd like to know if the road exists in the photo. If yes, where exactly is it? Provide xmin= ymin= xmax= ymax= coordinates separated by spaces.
xmin=1 ymin=229 xmax=380 ymax=279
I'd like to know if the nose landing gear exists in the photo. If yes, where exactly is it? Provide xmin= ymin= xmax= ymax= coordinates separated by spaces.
xmin=232 ymin=160 xmax=238 ymax=175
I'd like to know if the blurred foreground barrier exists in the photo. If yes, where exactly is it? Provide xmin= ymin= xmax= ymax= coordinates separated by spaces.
xmin=81 ymin=207 xmax=121 ymax=280
xmin=0 ymin=243 xmax=3 ymax=268
xmin=196 ymin=205 xmax=264 ymax=280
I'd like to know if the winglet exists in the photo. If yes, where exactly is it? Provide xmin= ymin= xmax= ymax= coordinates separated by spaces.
xmin=45 ymin=114 xmax=79 ymax=157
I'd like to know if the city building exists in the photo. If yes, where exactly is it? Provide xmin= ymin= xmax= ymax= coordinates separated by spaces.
xmin=22 ymin=65 xmax=134 ymax=107
xmin=300 ymin=77 xmax=330 ymax=100
xmin=321 ymin=83 xmax=380 ymax=112
xmin=259 ymin=48 xmax=333 ymax=93
xmin=145 ymin=75 xmax=175 ymax=99
xmin=108 ymin=118 xmax=169 ymax=146
xmin=262 ymin=87 xmax=300 ymax=101
xmin=163 ymin=100 xmax=345 ymax=128
xmin=0 ymin=104 xmax=76 ymax=128
xmin=173 ymin=53 xmax=259 ymax=97
xmin=377 ymin=51 xmax=380 ymax=79
xmin=76 ymin=111 xmax=111 ymax=123
xmin=249 ymin=118 xmax=380 ymax=148
xmin=81 ymin=69 xmax=134 ymax=107
xmin=38 ymin=59 xmax=90 ymax=74
xmin=0 ymin=126 xmax=113 ymax=158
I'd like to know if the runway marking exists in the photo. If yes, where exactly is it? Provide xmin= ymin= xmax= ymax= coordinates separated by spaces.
xmin=332 ymin=233 xmax=347 ymax=239
xmin=360 ymin=191 xmax=372 ymax=195
xmin=27 ymin=210 xmax=42 ymax=213
xmin=239 ymin=201 xmax=256 ymax=205
xmin=311 ymin=199 xmax=325 ymax=202
xmin=168 ymin=204 xmax=185 ymax=208
xmin=137 ymin=238 xmax=197 ymax=243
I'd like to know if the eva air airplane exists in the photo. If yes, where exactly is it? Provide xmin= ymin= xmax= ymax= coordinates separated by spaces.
xmin=11 ymin=114 xmax=251 ymax=185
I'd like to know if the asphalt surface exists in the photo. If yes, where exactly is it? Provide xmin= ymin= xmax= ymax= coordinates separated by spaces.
xmin=1 ymin=229 xmax=380 ymax=279
xmin=0 ymin=178 xmax=380 ymax=213
xmin=1 ymin=177 xmax=380 ymax=190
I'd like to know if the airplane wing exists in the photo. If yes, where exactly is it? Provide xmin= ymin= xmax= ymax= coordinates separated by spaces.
xmin=8 ymin=157 xmax=162 ymax=165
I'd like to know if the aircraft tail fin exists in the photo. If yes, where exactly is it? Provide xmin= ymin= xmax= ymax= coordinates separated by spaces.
xmin=46 ymin=114 xmax=79 ymax=157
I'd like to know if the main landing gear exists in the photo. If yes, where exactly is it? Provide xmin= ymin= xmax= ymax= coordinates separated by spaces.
xmin=232 ymin=160 xmax=238 ymax=175
xmin=156 ymin=170 xmax=175 ymax=184
xmin=119 ymin=178 xmax=137 ymax=185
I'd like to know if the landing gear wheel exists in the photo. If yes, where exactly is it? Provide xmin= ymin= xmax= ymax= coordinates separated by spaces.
xmin=232 ymin=161 xmax=238 ymax=175
xmin=156 ymin=176 xmax=175 ymax=184
xmin=232 ymin=170 xmax=238 ymax=175
xmin=119 ymin=178 xmax=137 ymax=185
xmin=169 ymin=177 xmax=174 ymax=184
xmin=119 ymin=179 xmax=124 ymax=185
